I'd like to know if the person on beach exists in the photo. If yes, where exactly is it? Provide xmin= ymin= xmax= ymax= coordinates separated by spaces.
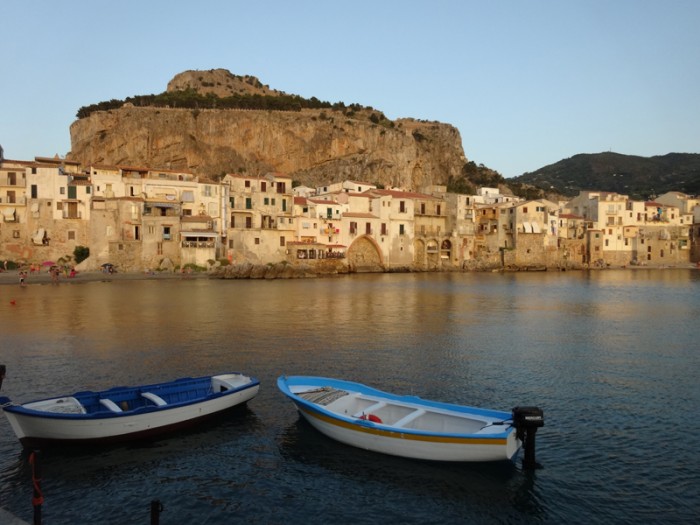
xmin=19 ymin=270 xmax=27 ymax=286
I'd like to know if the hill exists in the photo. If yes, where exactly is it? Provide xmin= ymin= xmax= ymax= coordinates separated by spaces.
xmin=69 ymin=69 xmax=472 ymax=191
xmin=511 ymin=152 xmax=700 ymax=200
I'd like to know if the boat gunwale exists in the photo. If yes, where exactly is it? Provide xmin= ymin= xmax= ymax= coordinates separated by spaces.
xmin=3 ymin=373 xmax=260 ymax=421
xmin=278 ymin=375 xmax=514 ymax=440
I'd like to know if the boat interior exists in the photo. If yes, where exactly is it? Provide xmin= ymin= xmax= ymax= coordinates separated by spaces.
xmin=23 ymin=374 xmax=251 ymax=415
xmin=299 ymin=388 xmax=495 ymax=434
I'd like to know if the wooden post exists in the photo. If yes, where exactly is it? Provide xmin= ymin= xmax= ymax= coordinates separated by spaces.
xmin=150 ymin=500 xmax=163 ymax=525
xmin=29 ymin=450 xmax=43 ymax=525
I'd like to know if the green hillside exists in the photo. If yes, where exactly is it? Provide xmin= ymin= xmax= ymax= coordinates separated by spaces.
xmin=511 ymin=152 xmax=700 ymax=200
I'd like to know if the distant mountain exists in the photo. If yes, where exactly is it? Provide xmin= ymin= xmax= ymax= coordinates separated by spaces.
xmin=510 ymin=152 xmax=700 ymax=200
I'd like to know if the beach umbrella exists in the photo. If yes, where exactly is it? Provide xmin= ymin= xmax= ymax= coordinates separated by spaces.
xmin=42 ymin=261 xmax=56 ymax=266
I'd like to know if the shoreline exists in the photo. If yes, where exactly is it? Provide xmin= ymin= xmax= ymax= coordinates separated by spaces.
xmin=0 ymin=268 xmax=209 ymax=287
xmin=1 ymin=263 xmax=696 ymax=287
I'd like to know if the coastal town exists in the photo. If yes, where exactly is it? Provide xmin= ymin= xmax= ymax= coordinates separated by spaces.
xmin=1 ymin=144 xmax=699 ymax=276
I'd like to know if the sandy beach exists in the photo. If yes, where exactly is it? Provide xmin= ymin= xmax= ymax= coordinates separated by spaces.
xmin=0 ymin=268 xmax=209 ymax=287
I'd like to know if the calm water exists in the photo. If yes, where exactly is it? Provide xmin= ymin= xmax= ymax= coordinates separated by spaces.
xmin=1 ymin=271 xmax=699 ymax=524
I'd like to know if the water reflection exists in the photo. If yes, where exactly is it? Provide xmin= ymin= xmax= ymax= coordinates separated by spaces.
xmin=2 ymin=270 xmax=700 ymax=523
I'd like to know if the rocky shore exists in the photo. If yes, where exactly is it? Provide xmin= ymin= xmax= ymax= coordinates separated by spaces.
xmin=2 ymin=261 xmax=695 ymax=288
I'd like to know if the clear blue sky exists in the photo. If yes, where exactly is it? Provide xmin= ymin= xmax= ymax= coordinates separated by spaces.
xmin=2 ymin=0 xmax=698 ymax=178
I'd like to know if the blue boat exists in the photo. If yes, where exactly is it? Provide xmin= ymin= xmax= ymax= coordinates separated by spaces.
xmin=0 ymin=372 xmax=260 ymax=448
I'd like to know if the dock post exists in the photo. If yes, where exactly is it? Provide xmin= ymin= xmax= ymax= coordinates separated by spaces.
xmin=150 ymin=500 xmax=163 ymax=525
xmin=29 ymin=450 xmax=43 ymax=525
xmin=0 ymin=364 xmax=5 ymax=390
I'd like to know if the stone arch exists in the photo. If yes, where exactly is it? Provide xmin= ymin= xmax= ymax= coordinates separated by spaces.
xmin=426 ymin=239 xmax=440 ymax=269
xmin=413 ymin=238 xmax=427 ymax=268
xmin=347 ymin=235 xmax=384 ymax=272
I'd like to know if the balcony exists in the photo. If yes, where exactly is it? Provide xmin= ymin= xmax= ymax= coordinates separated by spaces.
xmin=0 ymin=196 xmax=27 ymax=204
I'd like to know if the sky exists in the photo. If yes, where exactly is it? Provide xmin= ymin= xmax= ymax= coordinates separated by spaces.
xmin=1 ymin=1 xmax=699 ymax=178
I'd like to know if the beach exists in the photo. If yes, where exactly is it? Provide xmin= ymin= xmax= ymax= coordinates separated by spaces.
xmin=0 ymin=268 xmax=208 ymax=287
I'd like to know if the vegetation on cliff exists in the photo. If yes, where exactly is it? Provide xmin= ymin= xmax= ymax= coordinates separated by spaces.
xmin=76 ymin=88 xmax=389 ymax=123
xmin=447 ymin=161 xmax=555 ymax=201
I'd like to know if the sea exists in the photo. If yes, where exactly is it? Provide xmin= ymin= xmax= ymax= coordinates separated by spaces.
xmin=0 ymin=270 xmax=699 ymax=524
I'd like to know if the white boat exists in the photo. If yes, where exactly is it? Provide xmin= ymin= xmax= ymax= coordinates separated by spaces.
xmin=278 ymin=376 xmax=544 ymax=465
xmin=0 ymin=372 xmax=259 ymax=448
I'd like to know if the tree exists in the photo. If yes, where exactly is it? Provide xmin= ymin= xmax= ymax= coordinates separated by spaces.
xmin=74 ymin=246 xmax=90 ymax=264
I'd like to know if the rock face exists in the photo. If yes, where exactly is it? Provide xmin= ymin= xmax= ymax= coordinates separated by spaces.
xmin=167 ymin=69 xmax=284 ymax=98
xmin=69 ymin=70 xmax=467 ymax=189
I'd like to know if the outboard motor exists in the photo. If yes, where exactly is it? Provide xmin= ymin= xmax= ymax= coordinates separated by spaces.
xmin=512 ymin=406 xmax=544 ymax=470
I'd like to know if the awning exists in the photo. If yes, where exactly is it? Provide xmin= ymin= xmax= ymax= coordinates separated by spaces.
xmin=532 ymin=222 xmax=542 ymax=233
xmin=2 ymin=207 xmax=15 ymax=220
xmin=181 ymin=191 xmax=194 ymax=202
xmin=146 ymin=201 xmax=179 ymax=208
xmin=181 ymin=231 xmax=218 ymax=238
xmin=32 ymin=228 xmax=45 ymax=245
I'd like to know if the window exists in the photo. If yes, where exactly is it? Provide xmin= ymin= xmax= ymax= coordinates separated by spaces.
xmin=420 ymin=203 xmax=426 ymax=214
xmin=399 ymin=224 xmax=405 ymax=235
xmin=68 ymin=231 xmax=76 ymax=240
xmin=282 ymin=199 xmax=286 ymax=212
xmin=245 ymin=217 xmax=252 ymax=228
xmin=280 ymin=236 xmax=285 ymax=247
xmin=399 ymin=201 xmax=406 ymax=213
xmin=163 ymin=227 xmax=171 ymax=241
xmin=246 ymin=198 xmax=252 ymax=210
xmin=255 ymin=237 xmax=260 ymax=245
xmin=350 ymin=222 xmax=357 ymax=234
xmin=365 ymin=222 xmax=371 ymax=235
xmin=437 ymin=204 xmax=441 ymax=215
xmin=261 ymin=182 xmax=267 ymax=192
xmin=245 ymin=180 xmax=251 ymax=188
xmin=381 ymin=223 xmax=387 ymax=235
xmin=31 ymin=185 xmax=38 ymax=198
xmin=264 ymin=197 xmax=269 ymax=205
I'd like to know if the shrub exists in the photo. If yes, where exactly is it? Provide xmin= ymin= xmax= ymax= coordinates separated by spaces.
xmin=74 ymin=246 xmax=90 ymax=264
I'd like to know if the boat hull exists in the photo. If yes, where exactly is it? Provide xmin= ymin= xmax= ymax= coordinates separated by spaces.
xmin=1 ymin=373 xmax=259 ymax=448
xmin=279 ymin=376 xmax=521 ymax=462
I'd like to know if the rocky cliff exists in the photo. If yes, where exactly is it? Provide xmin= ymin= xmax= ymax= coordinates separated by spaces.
xmin=68 ymin=69 xmax=468 ymax=189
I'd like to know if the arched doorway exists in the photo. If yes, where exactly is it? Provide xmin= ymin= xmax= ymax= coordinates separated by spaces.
xmin=440 ymin=239 xmax=452 ymax=264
